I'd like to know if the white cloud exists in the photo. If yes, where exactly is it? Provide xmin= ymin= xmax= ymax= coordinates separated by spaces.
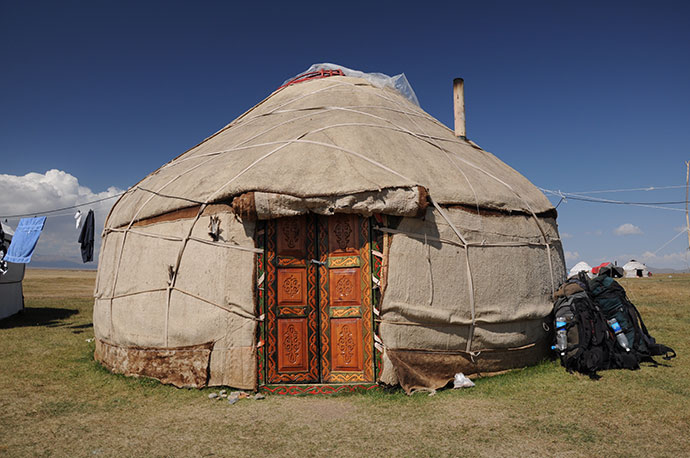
xmin=0 ymin=170 xmax=123 ymax=266
xmin=640 ymin=250 xmax=689 ymax=266
xmin=560 ymin=232 xmax=573 ymax=239
xmin=564 ymin=251 xmax=580 ymax=263
xmin=614 ymin=223 xmax=642 ymax=236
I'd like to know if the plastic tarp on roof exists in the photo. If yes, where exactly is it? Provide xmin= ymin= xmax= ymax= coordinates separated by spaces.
xmin=283 ymin=63 xmax=420 ymax=106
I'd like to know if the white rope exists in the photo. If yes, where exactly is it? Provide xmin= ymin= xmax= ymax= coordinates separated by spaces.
xmin=652 ymin=227 xmax=690 ymax=256
xmin=375 ymin=83 xmax=556 ymax=294
xmin=188 ymin=237 xmax=263 ymax=254
xmin=367 ymin=89 xmax=485 ymax=231
xmin=540 ymin=188 xmax=687 ymax=212
xmin=375 ymin=226 xmax=558 ymax=248
xmin=564 ymin=185 xmax=688 ymax=194
xmin=425 ymin=233 xmax=433 ymax=307
xmin=429 ymin=199 xmax=476 ymax=354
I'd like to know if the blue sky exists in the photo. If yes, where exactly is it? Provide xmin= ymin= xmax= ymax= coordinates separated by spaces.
xmin=1 ymin=0 xmax=689 ymax=270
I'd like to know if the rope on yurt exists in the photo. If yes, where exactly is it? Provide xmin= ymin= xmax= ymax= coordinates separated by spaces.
xmin=154 ymin=81 xmax=360 ymax=173
xmin=376 ymin=226 xmax=555 ymax=248
xmin=106 ymin=226 xmax=266 ymax=254
xmin=164 ymin=203 xmax=207 ymax=345
xmin=366 ymin=88 xmax=487 ymax=358
xmin=436 ymin=151 xmax=557 ymax=294
xmin=425 ymin=233 xmax=434 ymax=307
xmin=162 ymin=135 xmax=320 ymax=344
xmin=370 ymin=85 xmax=557 ymax=295
xmin=376 ymin=89 xmax=490 ymax=357
xmin=106 ymin=153 xmax=228 ymax=337
xmin=188 ymin=237 xmax=263 ymax=253
xmin=97 ymin=288 xmax=167 ymax=300
xmin=372 ymin=339 xmax=537 ymax=353
xmin=163 ymin=113 xmax=458 ymax=169
xmin=173 ymin=287 xmax=257 ymax=320
xmin=430 ymin=199 xmax=478 ymax=356
xmin=96 ymin=287 xmax=258 ymax=321
xmin=105 ymin=103 xmax=328 ymax=337
xmin=366 ymin=89 xmax=484 ymax=226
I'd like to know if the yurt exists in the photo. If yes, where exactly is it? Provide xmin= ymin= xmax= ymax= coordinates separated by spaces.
xmin=0 ymin=222 xmax=26 ymax=320
xmin=568 ymin=261 xmax=593 ymax=279
xmin=94 ymin=64 xmax=566 ymax=394
xmin=623 ymin=260 xmax=649 ymax=278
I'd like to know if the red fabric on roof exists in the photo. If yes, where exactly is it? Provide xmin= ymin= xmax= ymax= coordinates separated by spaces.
xmin=591 ymin=262 xmax=611 ymax=275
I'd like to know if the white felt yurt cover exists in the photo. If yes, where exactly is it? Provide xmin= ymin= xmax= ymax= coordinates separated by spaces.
xmin=94 ymin=66 xmax=566 ymax=392
xmin=623 ymin=260 xmax=649 ymax=278
xmin=568 ymin=261 xmax=593 ymax=278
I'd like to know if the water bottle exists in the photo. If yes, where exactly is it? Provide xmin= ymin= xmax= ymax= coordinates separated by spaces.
xmin=554 ymin=316 xmax=569 ymax=356
xmin=607 ymin=318 xmax=630 ymax=352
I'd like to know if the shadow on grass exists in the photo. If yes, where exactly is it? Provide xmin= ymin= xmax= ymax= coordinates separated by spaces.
xmin=0 ymin=307 xmax=79 ymax=329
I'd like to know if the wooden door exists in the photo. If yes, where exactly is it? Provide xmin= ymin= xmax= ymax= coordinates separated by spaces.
xmin=265 ymin=215 xmax=320 ymax=383
xmin=265 ymin=214 xmax=374 ymax=384
xmin=317 ymin=214 xmax=374 ymax=383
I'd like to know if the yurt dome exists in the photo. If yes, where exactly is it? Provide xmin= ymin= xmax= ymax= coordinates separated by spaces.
xmin=94 ymin=64 xmax=565 ymax=394
xmin=623 ymin=260 xmax=649 ymax=278
xmin=569 ymin=261 xmax=593 ymax=279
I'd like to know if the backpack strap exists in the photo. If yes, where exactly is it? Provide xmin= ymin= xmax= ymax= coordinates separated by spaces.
xmin=626 ymin=298 xmax=677 ymax=360
xmin=577 ymin=271 xmax=591 ymax=293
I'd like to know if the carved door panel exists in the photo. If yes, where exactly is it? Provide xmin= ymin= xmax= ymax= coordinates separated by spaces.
xmin=265 ymin=214 xmax=374 ymax=384
xmin=265 ymin=216 xmax=320 ymax=383
xmin=317 ymin=214 xmax=374 ymax=383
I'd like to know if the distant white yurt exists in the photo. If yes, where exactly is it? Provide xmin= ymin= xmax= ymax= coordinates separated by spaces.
xmin=623 ymin=260 xmax=649 ymax=278
xmin=0 ymin=222 xmax=25 ymax=320
xmin=568 ymin=261 xmax=593 ymax=279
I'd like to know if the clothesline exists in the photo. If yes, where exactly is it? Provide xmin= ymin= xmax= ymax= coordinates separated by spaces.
xmin=0 ymin=192 xmax=124 ymax=219
xmin=540 ymin=188 xmax=687 ymax=212
xmin=563 ymin=184 xmax=687 ymax=194
xmin=1 ymin=210 xmax=97 ymax=266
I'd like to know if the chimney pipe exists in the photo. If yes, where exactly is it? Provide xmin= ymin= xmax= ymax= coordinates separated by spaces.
xmin=453 ymin=78 xmax=466 ymax=138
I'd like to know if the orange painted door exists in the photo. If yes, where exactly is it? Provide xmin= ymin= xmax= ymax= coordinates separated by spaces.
xmin=317 ymin=214 xmax=375 ymax=383
xmin=265 ymin=214 xmax=374 ymax=384
xmin=265 ymin=216 xmax=320 ymax=383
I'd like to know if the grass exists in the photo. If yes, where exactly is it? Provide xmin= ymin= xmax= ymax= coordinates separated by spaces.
xmin=0 ymin=270 xmax=689 ymax=457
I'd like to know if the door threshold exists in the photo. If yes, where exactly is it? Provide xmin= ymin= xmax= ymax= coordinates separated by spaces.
xmin=260 ymin=383 xmax=380 ymax=396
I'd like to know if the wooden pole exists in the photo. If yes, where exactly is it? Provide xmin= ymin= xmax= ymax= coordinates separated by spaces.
xmin=453 ymin=78 xmax=466 ymax=138
xmin=685 ymin=161 xmax=690 ymax=250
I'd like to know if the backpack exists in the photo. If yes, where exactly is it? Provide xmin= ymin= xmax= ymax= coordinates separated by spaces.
xmin=588 ymin=270 xmax=676 ymax=364
xmin=552 ymin=273 xmax=641 ymax=377
xmin=552 ymin=275 xmax=615 ymax=377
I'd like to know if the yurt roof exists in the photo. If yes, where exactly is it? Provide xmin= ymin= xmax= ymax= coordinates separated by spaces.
xmin=623 ymin=260 xmax=647 ymax=270
xmin=106 ymin=74 xmax=554 ymax=228
xmin=569 ymin=261 xmax=592 ymax=273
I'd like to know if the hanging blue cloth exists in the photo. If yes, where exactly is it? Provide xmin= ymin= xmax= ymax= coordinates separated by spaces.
xmin=5 ymin=216 xmax=47 ymax=263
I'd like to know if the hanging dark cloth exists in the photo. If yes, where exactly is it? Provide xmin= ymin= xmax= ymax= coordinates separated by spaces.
xmin=78 ymin=210 xmax=95 ymax=263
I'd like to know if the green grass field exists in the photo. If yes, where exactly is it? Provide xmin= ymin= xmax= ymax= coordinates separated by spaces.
xmin=1 ymin=269 xmax=688 ymax=457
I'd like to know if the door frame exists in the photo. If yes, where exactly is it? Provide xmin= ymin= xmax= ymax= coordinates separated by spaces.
xmin=255 ymin=214 xmax=384 ymax=388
